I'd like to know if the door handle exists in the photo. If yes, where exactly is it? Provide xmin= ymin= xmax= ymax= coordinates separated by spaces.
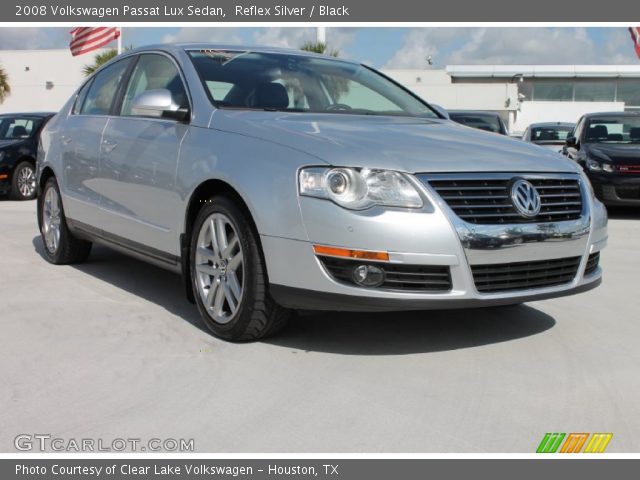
xmin=102 ymin=139 xmax=118 ymax=153
xmin=61 ymin=135 xmax=72 ymax=145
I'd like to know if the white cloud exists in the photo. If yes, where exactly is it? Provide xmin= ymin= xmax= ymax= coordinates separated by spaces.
xmin=385 ymin=27 xmax=640 ymax=68
xmin=161 ymin=28 xmax=242 ymax=44
xmin=0 ymin=28 xmax=56 ymax=50
xmin=384 ymin=28 xmax=466 ymax=68
xmin=446 ymin=28 xmax=600 ymax=65
xmin=251 ymin=27 xmax=357 ymax=55
xmin=601 ymin=28 xmax=639 ymax=64
xmin=252 ymin=27 xmax=314 ymax=49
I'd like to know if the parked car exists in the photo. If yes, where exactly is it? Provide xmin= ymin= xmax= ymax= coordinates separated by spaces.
xmin=36 ymin=44 xmax=607 ymax=341
xmin=0 ymin=112 xmax=55 ymax=200
xmin=448 ymin=110 xmax=509 ymax=135
xmin=522 ymin=122 xmax=575 ymax=152
xmin=563 ymin=111 xmax=640 ymax=206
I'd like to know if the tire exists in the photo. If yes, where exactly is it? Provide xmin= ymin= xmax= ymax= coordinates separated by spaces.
xmin=38 ymin=177 xmax=92 ymax=264
xmin=190 ymin=195 xmax=290 ymax=341
xmin=10 ymin=161 xmax=37 ymax=200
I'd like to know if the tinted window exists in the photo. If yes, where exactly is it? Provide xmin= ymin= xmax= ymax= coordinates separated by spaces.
xmin=80 ymin=58 xmax=131 ymax=116
xmin=188 ymin=50 xmax=437 ymax=118
xmin=72 ymin=79 xmax=93 ymax=115
xmin=585 ymin=116 xmax=640 ymax=144
xmin=533 ymin=82 xmax=573 ymax=101
xmin=121 ymin=54 xmax=188 ymax=116
xmin=0 ymin=117 xmax=43 ymax=139
xmin=617 ymin=80 xmax=640 ymax=107
xmin=574 ymin=82 xmax=615 ymax=102
xmin=530 ymin=126 xmax=573 ymax=142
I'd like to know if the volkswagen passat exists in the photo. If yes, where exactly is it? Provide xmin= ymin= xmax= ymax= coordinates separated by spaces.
xmin=37 ymin=44 xmax=607 ymax=341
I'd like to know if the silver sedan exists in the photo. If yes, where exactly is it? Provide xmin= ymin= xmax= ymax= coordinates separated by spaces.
xmin=36 ymin=44 xmax=607 ymax=341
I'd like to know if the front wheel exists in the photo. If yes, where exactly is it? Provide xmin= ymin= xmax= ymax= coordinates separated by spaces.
xmin=190 ymin=196 xmax=290 ymax=341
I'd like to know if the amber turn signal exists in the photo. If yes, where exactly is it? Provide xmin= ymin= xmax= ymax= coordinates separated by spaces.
xmin=312 ymin=244 xmax=389 ymax=261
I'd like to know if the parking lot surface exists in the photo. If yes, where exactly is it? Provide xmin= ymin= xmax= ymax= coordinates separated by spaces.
xmin=1 ymin=198 xmax=639 ymax=452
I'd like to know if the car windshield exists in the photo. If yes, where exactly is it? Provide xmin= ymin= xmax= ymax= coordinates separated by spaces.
xmin=187 ymin=50 xmax=438 ymax=118
xmin=530 ymin=126 xmax=573 ymax=143
xmin=0 ymin=116 xmax=42 ymax=140
xmin=585 ymin=116 xmax=640 ymax=144
xmin=449 ymin=113 xmax=504 ymax=134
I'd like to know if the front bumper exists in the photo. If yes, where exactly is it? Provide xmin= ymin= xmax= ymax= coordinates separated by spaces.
xmin=588 ymin=171 xmax=640 ymax=206
xmin=262 ymin=173 xmax=607 ymax=311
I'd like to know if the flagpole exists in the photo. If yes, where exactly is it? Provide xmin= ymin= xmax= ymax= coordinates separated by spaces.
xmin=117 ymin=27 xmax=122 ymax=55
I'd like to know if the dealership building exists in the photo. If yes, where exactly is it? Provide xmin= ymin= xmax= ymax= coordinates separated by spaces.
xmin=2 ymin=49 xmax=640 ymax=135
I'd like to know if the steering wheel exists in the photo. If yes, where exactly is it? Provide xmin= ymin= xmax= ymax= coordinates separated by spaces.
xmin=326 ymin=103 xmax=353 ymax=111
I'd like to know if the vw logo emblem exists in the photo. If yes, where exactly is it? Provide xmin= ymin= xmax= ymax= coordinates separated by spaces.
xmin=510 ymin=179 xmax=541 ymax=218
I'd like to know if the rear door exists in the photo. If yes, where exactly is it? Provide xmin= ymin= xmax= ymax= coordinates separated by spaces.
xmin=60 ymin=57 xmax=133 ymax=226
xmin=95 ymin=52 xmax=190 ymax=255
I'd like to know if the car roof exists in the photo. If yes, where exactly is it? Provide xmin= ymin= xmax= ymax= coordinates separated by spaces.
xmin=127 ymin=43 xmax=361 ymax=64
xmin=0 ymin=112 xmax=55 ymax=118
xmin=583 ymin=111 xmax=640 ymax=118
xmin=529 ymin=122 xmax=575 ymax=128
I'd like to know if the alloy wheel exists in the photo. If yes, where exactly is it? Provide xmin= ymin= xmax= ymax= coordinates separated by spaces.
xmin=17 ymin=165 xmax=36 ymax=198
xmin=195 ymin=213 xmax=245 ymax=324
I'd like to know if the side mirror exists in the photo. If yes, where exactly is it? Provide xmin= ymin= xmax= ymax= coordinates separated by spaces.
xmin=130 ymin=89 xmax=189 ymax=121
xmin=431 ymin=104 xmax=450 ymax=120
xmin=565 ymin=136 xmax=577 ymax=148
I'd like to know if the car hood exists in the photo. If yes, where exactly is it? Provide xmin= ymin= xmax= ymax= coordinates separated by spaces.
xmin=584 ymin=143 xmax=640 ymax=164
xmin=212 ymin=111 xmax=580 ymax=174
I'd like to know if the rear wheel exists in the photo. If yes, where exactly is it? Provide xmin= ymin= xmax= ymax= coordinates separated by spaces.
xmin=190 ymin=196 xmax=290 ymax=341
xmin=39 ymin=177 xmax=92 ymax=264
xmin=10 ymin=161 xmax=37 ymax=200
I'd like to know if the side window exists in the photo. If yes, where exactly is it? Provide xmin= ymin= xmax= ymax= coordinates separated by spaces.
xmin=121 ymin=54 xmax=188 ymax=117
xmin=72 ymin=79 xmax=93 ymax=115
xmin=80 ymin=58 xmax=131 ymax=116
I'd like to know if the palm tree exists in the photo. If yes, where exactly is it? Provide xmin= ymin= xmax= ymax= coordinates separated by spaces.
xmin=82 ymin=49 xmax=118 ymax=77
xmin=299 ymin=41 xmax=340 ymax=57
xmin=0 ymin=64 xmax=10 ymax=104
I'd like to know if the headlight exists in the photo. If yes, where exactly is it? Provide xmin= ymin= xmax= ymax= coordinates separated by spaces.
xmin=299 ymin=167 xmax=424 ymax=210
xmin=586 ymin=158 xmax=602 ymax=171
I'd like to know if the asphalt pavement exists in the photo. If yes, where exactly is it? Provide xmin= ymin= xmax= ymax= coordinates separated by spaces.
xmin=1 ymin=198 xmax=639 ymax=452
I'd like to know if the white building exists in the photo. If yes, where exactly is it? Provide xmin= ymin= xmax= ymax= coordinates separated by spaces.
xmin=383 ymin=65 xmax=640 ymax=135
xmin=0 ymin=49 xmax=108 ymax=114
xmin=2 ymin=49 xmax=640 ymax=136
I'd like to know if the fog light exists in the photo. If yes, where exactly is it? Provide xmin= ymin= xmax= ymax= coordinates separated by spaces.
xmin=352 ymin=264 xmax=385 ymax=287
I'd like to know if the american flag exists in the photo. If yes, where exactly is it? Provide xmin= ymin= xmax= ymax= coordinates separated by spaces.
xmin=629 ymin=27 xmax=640 ymax=59
xmin=69 ymin=27 xmax=121 ymax=56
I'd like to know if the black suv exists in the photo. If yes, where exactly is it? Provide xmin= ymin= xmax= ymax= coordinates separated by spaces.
xmin=563 ymin=111 xmax=640 ymax=206
xmin=0 ymin=112 xmax=55 ymax=200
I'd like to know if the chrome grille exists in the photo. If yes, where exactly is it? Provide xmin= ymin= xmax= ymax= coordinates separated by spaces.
xmin=420 ymin=174 xmax=583 ymax=224
xmin=471 ymin=256 xmax=581 ymax=293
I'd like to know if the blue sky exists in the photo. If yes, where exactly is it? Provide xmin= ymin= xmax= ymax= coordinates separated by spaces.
xmin=1 ymin=27 xmax=638 ymax=67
